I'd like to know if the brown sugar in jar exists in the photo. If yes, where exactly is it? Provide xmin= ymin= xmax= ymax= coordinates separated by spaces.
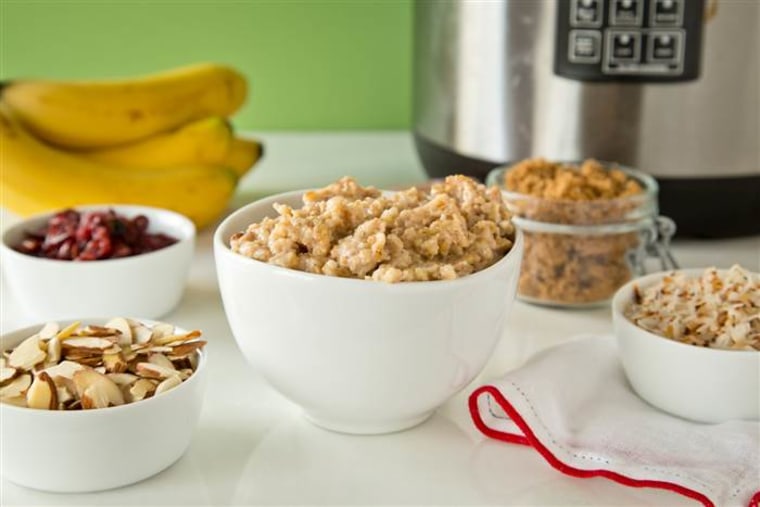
xmin=487 ymin=159 xmax=668 ymax=307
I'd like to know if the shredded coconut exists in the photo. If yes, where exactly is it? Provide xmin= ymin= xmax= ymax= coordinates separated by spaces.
xmin=625 ymin=265 xmax=760 ymax=350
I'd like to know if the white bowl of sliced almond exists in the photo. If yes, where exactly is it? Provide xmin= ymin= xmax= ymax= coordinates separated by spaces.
xmin=0 ymin=317 xmax=207 ymax=492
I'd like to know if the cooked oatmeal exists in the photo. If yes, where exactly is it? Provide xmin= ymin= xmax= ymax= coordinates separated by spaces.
xmin=625 ymin=265 xmax=760 ymax=350
xmin=230 ymin=176 xmax=515 ymax=282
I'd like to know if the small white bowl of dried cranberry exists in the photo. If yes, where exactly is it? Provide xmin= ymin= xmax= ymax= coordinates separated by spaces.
xmin=1 ymin=205 xmax=195 ymax=320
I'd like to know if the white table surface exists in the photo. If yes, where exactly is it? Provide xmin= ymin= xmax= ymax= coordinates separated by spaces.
xmin=1 ymin=132 xmax=759 ymax=506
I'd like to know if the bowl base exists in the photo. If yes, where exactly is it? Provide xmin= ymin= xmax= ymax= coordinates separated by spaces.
xmin=303 ymin=410 xmax=434 ymax=435
xmin=1 ymin=450 xmax=185 ymax=493
xmin=518 ymin=294 xmax=610 ymax=309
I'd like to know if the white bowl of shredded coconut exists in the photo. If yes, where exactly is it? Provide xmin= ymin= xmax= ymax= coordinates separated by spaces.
xmin=612 ymin=266 xmax=760 ymax=423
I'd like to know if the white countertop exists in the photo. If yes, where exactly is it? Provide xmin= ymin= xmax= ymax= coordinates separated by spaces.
xmin=2 ymin=132 xmax=759 ymax=506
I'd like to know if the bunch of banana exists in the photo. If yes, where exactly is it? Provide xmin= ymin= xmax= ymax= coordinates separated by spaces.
xmin=0 ymin=63 xmax=262 ymax=228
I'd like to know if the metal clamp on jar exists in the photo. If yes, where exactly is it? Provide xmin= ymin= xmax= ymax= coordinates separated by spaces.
xmin=487 ymin=163 xmax=678 ymax=308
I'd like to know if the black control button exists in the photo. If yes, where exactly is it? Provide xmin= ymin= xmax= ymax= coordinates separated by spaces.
xmin=608 ymin=31 xmax=641 ymax=62
xmin=648 ymin=31 xmax=683 ymax=63
xmin=611 ymin=0 xmax=642 ymax=26
xmin=651 ymin=0 xmax=683 ymax=26
xmin=571 ymin=0 xmax=603 ymax=27
xmin=569 ymin=30 xmax=602 ymax=63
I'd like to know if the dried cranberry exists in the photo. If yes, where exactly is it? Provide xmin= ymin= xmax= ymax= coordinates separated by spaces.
xmin=14 ymin=208 xmax=178 ymax=261
xmin=78 ymin=235 xmax=112 ymax=260
xmin=133 ymin=215 xmax=149 ymax=233
xmin=111 ymin=241 xmax=133 ymax=258
xmin=56 ymin=239 xmax=75 ymax=260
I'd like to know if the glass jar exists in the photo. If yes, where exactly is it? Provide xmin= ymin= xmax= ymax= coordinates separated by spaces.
xmin=486 ymin=164 xmax=678 ymax=308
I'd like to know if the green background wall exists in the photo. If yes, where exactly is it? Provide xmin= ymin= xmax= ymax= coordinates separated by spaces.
xmin=0 ymin=0 xmax=412 ymax=131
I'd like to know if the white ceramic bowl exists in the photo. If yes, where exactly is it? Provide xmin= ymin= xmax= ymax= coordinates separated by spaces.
xmin=1 ymin=205 xmax=195 ymax=320
xmin=0 ymin=318 xmax=208 ymax=492
xmin=214 ymin=190 xmax=523 ymax=434
xmin=612 ymin=269 xmax=760 ymax=423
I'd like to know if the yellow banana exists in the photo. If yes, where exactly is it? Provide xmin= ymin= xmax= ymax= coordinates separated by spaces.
xmin=1 ymin=63 xmax=247 ymax=149
xmin=79 ymin=116 xmax=233 ymax=168
xmin=0 ymin=105 xmax=237 ymax=229
xmin=225 ymin=137 xmax=263 ymax=177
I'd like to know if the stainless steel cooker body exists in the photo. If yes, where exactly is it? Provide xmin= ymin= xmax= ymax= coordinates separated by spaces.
xmin=413 ymin=0 xmax=760 ymax=237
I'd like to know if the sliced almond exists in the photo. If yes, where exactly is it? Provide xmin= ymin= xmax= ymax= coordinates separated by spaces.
xmin=46 ymin=336 xmax=62 ymax=364
xmin=26 ymin=371 xmax=58 ymax=410
xmin=152 ymin=330 xmax=202 ymax=346
xmin=107 ymin=373 xmax=138 ymax=386
xmin=61 ymin=337 xmax=113 ymax=350
xmin=94 ymin=366 xmax=107 ymax=374
xmin=171 ymin=357 xmax=192 ymax=371
xmin=103 ymin=352 xmax=127 ymax=373
xmin=170 ymin=340 xmax=207 ymax=359
xmin=63 ymin=355 xmax=102 ymax=367
xmin=42 ymin=360 xmax=86 ymax=383
xmin=63 ymin=349 xmax=102 ymax=360
xmin=129 ymin=378 xmax=157 ymax=402
xmin=177 ymin=368 xmax=193 ymax=381
xmin=73 ymin=370 xmax=124 ymax=408
xmin=121 ymin=345 xmax=138 ymax=362
xmin=63 ymin=350 xmax=102 ymax=361
xmin=126 ymin=360 xmax=141 ymax=375
xmin=103 ymin=345 xmax=122 ymax=355
xmin=188 ymin=353 xmax=199 ymax=371
xmin=56 ymin=321 xmax=81 ymax=340
xmin=142 ymin=346 xmax=173 ymax=354
xmin=133 ymin=325 xmax=153 ymax=344
xmin=105 ymin=317 xmax=132 ymax=345
xmin=148 ymin=353 xmax=175 ymax=371
xmin=64 ymin=398 xmax=81 ymax=410
xmin=1 ymin=366 xmax=17 ymax=384
xmin=39 ymin=322 xmax=60 ymax=340
xmin=0 ymin=373 xmax=32 ymax=398
xmin=8 ymin=335 xmax=46 ymax=371
xmin=150 ymin=323 xmax=175 ymax=341
xmin=1 ymin=395 xmax=28 ymax=407
xmin=81 ymin=387 xmax=103 ymax=409
xmin=77 ymin=325 xmax=119 ymax=338
xmin=57 ymin=386 xmax=74 ymax=405
xmin=154 ymin=375 xmax=182 ymax=395
xmin=135 ymin=362 xmax=177 ymax=380
xmin=0 ymin=356 xmax=6 ymax=369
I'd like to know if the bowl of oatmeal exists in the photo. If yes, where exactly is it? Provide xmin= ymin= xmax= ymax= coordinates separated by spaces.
xmin=214 ymin=176 xmax=523 ymax=434
xmin=487 ymin=158 xmax=672 ymax=307
xmin=612 ymin=265 xmax=760 ymax=423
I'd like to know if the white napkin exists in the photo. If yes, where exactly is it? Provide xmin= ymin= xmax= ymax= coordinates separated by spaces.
xmin=469 ymin=336 xmax=760 ymax=507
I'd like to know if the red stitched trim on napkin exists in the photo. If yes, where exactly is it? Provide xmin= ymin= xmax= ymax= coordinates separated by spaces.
xmin=469 ymin=385 xmax=721 ymax=507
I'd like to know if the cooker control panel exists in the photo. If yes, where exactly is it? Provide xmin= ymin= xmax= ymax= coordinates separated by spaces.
xmin=555 ymin=0 xmax=704 ymax=81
